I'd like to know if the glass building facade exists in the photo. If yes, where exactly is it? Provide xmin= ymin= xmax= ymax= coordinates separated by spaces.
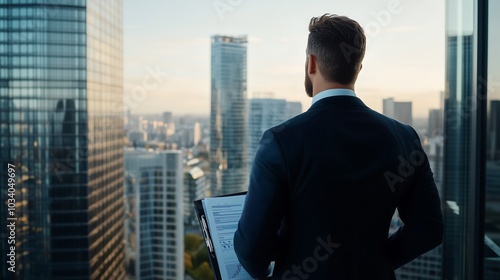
xmin=443 ymin=0 xmax=500 ymax=279
xmin=0 ymin=0 xmax=124 ymax=279
xmin=210 ymin=35 xmax=248 ymax=196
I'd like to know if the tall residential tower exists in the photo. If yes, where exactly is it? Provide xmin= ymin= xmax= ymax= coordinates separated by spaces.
xmin=125 ymin=149 xmax=184 ymax=280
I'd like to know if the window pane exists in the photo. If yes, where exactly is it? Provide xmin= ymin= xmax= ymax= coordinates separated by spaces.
xmin=443 ymin=0 xmax=475 ymax=279
xmin=484 ymin=0 xmax=500 ymax=278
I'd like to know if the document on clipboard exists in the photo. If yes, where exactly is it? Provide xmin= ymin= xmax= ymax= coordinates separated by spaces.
xmin=194 ymin=192 xmax=260 ymax=280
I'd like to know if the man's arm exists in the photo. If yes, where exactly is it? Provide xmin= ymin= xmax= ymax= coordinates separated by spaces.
xmin=234 ymin=129 xmax=287 ymax=278
xmin=387 ymin=134 xmax=444 ymax=269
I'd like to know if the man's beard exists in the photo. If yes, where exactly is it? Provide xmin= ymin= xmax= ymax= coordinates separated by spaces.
xmin=304 ymin=73 xmax=313 ymax=97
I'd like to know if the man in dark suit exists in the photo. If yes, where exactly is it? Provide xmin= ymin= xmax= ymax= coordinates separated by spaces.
xmin=233 ymin=14 xmax=443 ymax=279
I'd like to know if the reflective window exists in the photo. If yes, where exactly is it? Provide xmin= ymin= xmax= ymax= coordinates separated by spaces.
xmin=485 ymin=0 xmax=500 ymax=277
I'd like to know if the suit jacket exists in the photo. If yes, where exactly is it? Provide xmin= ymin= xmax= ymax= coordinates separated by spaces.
xmin=234 ymin=96 xmax=443 ymax=279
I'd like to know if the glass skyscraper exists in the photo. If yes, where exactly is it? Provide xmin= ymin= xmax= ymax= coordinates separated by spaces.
xmin=210 ymin=35 xmax=248 ymax=196
xmin=0 ymin=0 xmax=124 ymax=279
xmin=247 ymin=98 xmax=302 ymax=175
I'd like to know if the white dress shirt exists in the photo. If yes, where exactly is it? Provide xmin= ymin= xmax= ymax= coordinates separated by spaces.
xmin=311 ymin=88 xmax=357 ymax=105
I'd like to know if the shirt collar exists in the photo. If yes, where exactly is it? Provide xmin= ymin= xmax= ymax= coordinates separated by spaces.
xmin=311 ymin=88 xmax=357 ymax=105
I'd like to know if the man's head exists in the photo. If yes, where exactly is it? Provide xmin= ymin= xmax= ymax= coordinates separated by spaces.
xmin=305 ymin=14 xmax=366 ymax=97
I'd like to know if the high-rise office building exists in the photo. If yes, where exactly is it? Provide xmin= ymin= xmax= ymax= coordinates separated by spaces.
xmin=247 ymin=98 xmax=302 ymax=171
xmin=184 ymin=166 xmax=207 ymax=225
xmin=248 ymin=98 xmax=286 ymax=168
xmin=395 ymin=102 xmax=412 ymax=125
xmin=429 ymin=109 xmax=444 ymax=137
xmin=286 ymin=101 xmax=303 ymax=120
xmin=163 ymin=111 xmax=173 ymax=124
xmin=175 ymin=123 xmax=202 ymax=148
xmin=0 ymin=1 xmax=124 ymax=279
xmin=383 ymin=98 xmax=395 ymax=119
xmin=383 ymin=98 xmax=413 ymax=125
xmin=210 ymin=35 xmax=248 ymax=196
xmin=194 ymin=122 xmax=201 ymax=146
xmin=125 ymin=149 xmax=184 ymax=280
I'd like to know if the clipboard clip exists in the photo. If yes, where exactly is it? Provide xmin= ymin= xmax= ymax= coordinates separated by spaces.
xmin=201 ymin=215 xmax=215 ymax=256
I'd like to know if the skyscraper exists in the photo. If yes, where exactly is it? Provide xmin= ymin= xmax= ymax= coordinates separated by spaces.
xmin=383 ymin=98 xmax=395 ymax=119
xmin=248 ymin=98 xmax=286 ymax=168
xmin=210 ymin=35 xmax=248 ymax=196
xmin=383 ymin=98 xmax=413 ymax=125
xmin=247 ymin=98 xmax=302 ymax=172
xmin=184 ymin=166 xmax=207 ymax=225
xmin=429 ymin=108 xmax=444 ymax=137
xmin=193 ymin=122 xmax=201 ymax=146
xmin=125 ymin=149 xmax=184 ymax=280
xmin=286 ymin=101 xmax=303 ymax=120
xmin=0 ymin=1 xmax=124 ymax=279
xmin=163 ymin=111 xmax=173 ymax=124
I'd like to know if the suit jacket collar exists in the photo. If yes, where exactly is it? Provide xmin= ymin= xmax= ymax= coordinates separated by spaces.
xmin=308 ymin=95 xmax=369 ymax=111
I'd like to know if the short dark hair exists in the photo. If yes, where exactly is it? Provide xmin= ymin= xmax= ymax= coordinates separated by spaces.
xmin=307 ymin=14 xmax=366 ymax=84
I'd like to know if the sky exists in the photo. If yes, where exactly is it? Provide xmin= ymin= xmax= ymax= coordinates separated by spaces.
xmin=123 ymin=0 xmax=445 ymax=118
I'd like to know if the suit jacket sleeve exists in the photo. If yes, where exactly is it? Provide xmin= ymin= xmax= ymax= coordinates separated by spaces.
xmin=234 ymin=129 xmax=287 ymax=278
xmin=387 ymin=129 xmax=444 ymax=269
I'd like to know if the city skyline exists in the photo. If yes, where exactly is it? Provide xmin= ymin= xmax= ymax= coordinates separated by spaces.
xmin=1 ymin=0 xmax=498 ymax=279
xmin=123 ymin=0 xmax=445 ymax=118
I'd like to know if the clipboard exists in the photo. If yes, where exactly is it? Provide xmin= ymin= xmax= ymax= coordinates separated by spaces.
xmin=193 ymin=192 xmax=247 ymax=280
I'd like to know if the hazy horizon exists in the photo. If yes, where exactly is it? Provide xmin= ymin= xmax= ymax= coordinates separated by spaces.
xmin=123 ymin=0 xmax=445 ymax=118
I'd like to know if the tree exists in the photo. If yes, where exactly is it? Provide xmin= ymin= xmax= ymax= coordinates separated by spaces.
xmin=185 ymin=234 xmax=204 ymax=252
xmin=191 ymin=261 xmax=215 ymax=280
xmin=193 ymin=245 xmax=210 ymax=267
xmin=184 ymin=252 xmax=193 ymax=272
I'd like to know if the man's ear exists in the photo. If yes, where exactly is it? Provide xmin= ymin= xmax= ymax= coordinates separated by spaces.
xmin=360 ymin=63 xmax=363 ymax=71
xmin=308 ymin=54 xmax=317 ymax=75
